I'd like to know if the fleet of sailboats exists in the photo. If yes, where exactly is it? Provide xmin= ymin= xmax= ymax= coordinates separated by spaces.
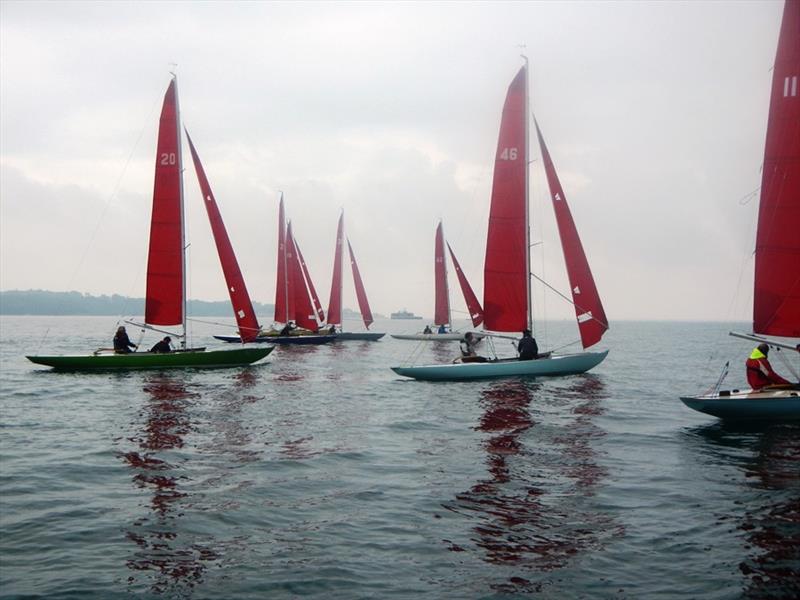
xmin=680 ymin=0 xmax=800 ymax=420
xmin=391 ymin=61 xmax=609 ymax=381
xmin=391 ymin=220 xmax=484 ymax=341
xmin=28 ymin=9 xmax=797 ymax=418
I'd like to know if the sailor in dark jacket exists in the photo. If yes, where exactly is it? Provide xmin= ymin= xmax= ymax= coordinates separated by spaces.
xmin=150 ymin=336 xmax=172 ymax=353
xmin=517 ymin=329 xmax=538 ymax=361
xmin=113 ymin=326 xmax=137 ymax=354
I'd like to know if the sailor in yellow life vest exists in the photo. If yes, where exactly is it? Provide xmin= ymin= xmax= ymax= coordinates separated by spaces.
xmin=745 ymin=343 xmax=791 ymax=390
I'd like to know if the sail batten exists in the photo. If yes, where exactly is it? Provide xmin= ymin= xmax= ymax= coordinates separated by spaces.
xmin=535 ymin=120 xmax=608 ymax=348
xmin=186 ymin=131 xmax=260 ymax=343
xmin=754 ymin=0 xmax=800 ymax=338
xmin=145 ymin=79 xmax=184 ymax=327
xmin=483 ymin=66 xmax=529 ymax=333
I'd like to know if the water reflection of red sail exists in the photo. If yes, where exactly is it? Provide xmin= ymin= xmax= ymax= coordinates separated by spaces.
xmin=447 ymin=378 xmax=620 ymax=577
xmin=123 ymin=376 xmax=216 ymax=594
xmin=736 ymin=427 xmax=800 ymax=597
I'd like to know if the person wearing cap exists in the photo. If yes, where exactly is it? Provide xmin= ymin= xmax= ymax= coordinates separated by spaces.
xmin=113 ymin=326 xmax=137 ymax=354
xmin=746 ymin=343 xmax=790 ymax=390
xmin=150 ymin=336 xmax=172 ymax=353
xmin=517 ymin=329 xmax=539 ymax=361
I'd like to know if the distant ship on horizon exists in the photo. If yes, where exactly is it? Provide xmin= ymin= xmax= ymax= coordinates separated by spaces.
xmin=390 ymin=309 xmax=423 ymax=320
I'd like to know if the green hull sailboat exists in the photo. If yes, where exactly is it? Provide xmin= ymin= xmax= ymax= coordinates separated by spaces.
xmin=27 ymin=76 xmax=271 ymax=371
xmin=27 ymin=347 xmax=272 ymax=371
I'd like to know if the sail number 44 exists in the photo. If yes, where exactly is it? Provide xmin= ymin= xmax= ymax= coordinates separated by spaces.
xmin=499 ymin=148 xmax=518 ymax=160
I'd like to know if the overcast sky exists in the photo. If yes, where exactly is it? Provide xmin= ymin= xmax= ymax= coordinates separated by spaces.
xmin=0 ymin=0 xmax=784 ymax=323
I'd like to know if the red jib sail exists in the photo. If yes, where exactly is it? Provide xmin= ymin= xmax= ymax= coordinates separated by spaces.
xmin=447 ymin=242 xmax=484 ymax=327
xmin=535 ymin=120 xmax=608 ymax=348
xmin=295 ymin=236 xmax=325 ymax=324
xmin=145 ymin=78 xmax=184 ymax=326
xmin=274 ymin=196 xmax=289 ymax=324
xmin=434 ymin=221 xmax=450 ymax=326
xmin=483 ymin=65 xmax=529 ymax=332
xmin=348 ymin=239 xmax=374 ymax=329
xmin=754 ymin=0 xmax=800 ymax=338
xmin=286 ymin=224 xmax=316 ymax=330
xmin=185 ymin=131 xmax=260 ymax=343
xmin=326 ymin=213 xmax=345 ymax=326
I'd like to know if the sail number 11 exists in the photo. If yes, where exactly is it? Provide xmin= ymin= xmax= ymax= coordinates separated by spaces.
xmin=499 ymin=148 xmax=518 ymax=160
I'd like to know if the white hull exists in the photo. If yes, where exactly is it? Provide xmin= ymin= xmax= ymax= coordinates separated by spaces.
xmin=391 ymin=350 xmax=608 ymax=381
xmin=680 ymin=386 xmax=800 ymax=420
xmin=390 ymin=332 xmax=485 ymax=342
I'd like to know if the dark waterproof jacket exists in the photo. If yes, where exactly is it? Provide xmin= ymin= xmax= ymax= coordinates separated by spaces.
xmin=518 ymin=336 xmax=539 ymax=361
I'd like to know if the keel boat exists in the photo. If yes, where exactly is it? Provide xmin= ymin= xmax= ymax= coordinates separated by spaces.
xmin=27 ymin=77 xmax=272 ymax=370
xmin=392 ymin=61 xmax=609 ymax=381
xmin=681 ymin=0 xmax=800 ymax=419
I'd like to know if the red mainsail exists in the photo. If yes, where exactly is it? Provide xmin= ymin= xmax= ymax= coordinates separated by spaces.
xmin=483 ymin=66 xmax=529 ymax=332
xmin=434 ymin=221 xmax=450 ymax=326
xmin=326 ymin=213 xmax=345 ymax=326
xmin=186 ymin=131 xmax=260 ymax=343
xmin=274 ymin=196 xmax=289 ymax=324
xmin=287 ymin=225 xmax=317 ymax=331
xmin=145 ymin=79 xmax=184 ymax=326
xmin=754 ymin=0 xmax=800 ymax=338
xmin=447 ymin=242 xmax=484 ymax=327
xmin=535 ymin=121 xmax=608 ymax=348
xmin=348 ymin=239 xmax=374 ymax=329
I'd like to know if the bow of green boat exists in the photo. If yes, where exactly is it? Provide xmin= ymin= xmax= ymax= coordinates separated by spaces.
xmin=26 ymin=346 xmax=273 ymax=371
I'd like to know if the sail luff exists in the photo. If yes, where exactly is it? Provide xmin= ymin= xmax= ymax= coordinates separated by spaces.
xmin=434 ymin=221 xmax=450 ymax=326
xmin=535 ymin=120 xmax=608 ymax=348
xmin=447 ymin=241 xmax=484 ymax=327
xmin=348 ymin=239 xmax=374 ymax=329
xmin=185 ymin=131 xmax=260 ymax=343
xmin=754 ymin=0 xmax=800 ymax=338
xmin=483 ymin=65 xmax=529 ymax=333
xmin=327 ymin=212 xmax=345 ymax=326
xmin=145 ymin=78 xmax=184 ymax=330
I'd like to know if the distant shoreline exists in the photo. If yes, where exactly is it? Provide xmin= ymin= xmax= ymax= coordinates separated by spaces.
xmin=0 ymin=290 xmax=380 ymax=319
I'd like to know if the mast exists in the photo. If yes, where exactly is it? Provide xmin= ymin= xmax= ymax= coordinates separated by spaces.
xmin=175 ymin=76 xmax=186 ymax=348
xmin=523 ymin=56 xmax=532 ymax=334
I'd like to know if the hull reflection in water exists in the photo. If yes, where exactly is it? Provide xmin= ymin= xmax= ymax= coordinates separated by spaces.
xmin=443 ymin=377 xmax=622 ymax=591
xmin=687 ymin=422 xmax=800 ymax=598
xmin=121 ymin=375 xmax=216 ymax=595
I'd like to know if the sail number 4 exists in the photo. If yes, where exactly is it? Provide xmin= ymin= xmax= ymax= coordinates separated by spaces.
xmin=499 ymin=148 xmax=518 ymax=160
xmin=160 ymin=152 xmax=177 ymax=165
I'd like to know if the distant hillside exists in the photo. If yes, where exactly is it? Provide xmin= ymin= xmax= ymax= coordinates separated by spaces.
xmin=0 ymin=290 xmax=276 ymax=317
xmin=0 ymin=290 xmax=377 ymax=319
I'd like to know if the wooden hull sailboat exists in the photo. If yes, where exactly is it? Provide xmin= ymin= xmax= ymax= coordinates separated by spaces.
xmin=392 ymin=62 xmax=609 ymax=381
xmin=325 ymin=212 xmax=385 ymax=341
xmin=26 ymin=77 xmax=272 ymax=371
xmin=681 ymin=1 xmax=800 ymax=420
xmin=391 ymin=221 xmax=484 ymax=342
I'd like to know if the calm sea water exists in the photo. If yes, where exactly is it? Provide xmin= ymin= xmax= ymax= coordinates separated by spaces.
xmin=1 ymin=316 xmax=798 ymax=599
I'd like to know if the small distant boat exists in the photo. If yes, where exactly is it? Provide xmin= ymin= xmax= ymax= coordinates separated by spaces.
xmin=392 ymin=60 xmax=609 ymax=381
xmin=27 ymin=76 xmax=272 ymax=370
xmin=680 ymin=0 xmax=800 ymax=419
xmin=391 ymin=309 xmax=422 ymax=320
xmin=324 ymin=212 xmax=385 ymax=341
xmin=391 ymin=221 xmax=484 ymax=341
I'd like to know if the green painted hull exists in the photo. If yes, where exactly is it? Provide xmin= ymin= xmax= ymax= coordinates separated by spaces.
xmin=26 ymin=347 xmax=273 ymax=371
